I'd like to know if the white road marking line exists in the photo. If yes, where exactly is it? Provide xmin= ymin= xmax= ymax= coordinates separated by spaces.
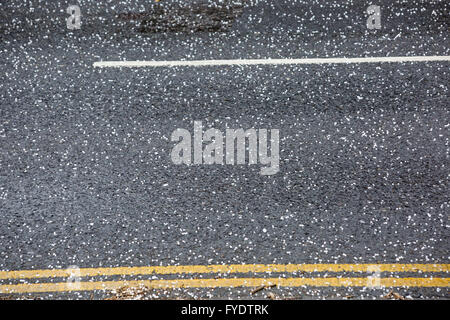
xmin=93 ymin=56 xmax=450 ymax=68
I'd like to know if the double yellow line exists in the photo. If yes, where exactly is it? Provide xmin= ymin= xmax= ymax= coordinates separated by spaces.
xmin=0 ymin=263 xmax=449 ymax=294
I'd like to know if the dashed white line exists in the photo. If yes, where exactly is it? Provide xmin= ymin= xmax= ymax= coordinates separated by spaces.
xmin=93 ymin=55 xmax=450 ymax=68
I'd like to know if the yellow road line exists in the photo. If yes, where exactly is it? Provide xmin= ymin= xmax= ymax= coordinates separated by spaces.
xmin=0 ymin=263 xmax=448 ymax=280
xmin=0 ymin=277 xmax=448 ymax=294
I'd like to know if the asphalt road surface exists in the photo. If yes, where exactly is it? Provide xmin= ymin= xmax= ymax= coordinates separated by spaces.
xmin=0 ymin=0 xmax=449 ymax=299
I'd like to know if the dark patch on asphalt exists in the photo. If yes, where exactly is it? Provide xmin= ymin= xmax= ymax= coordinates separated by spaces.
xmin=117 ymin=3 xmax=244 ymax=33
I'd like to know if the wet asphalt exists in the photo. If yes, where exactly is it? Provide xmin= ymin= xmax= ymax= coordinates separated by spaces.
xmin=0 ymin=0 xmax=449 ymax=299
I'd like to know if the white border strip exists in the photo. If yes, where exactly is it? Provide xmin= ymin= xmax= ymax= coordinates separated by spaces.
xmin=93 ymin=56 xmax=450 ymax=68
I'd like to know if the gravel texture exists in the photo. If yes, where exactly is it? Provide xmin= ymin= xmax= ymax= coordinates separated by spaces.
xmin=0 ymin=0 xmax=448 ymax=299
